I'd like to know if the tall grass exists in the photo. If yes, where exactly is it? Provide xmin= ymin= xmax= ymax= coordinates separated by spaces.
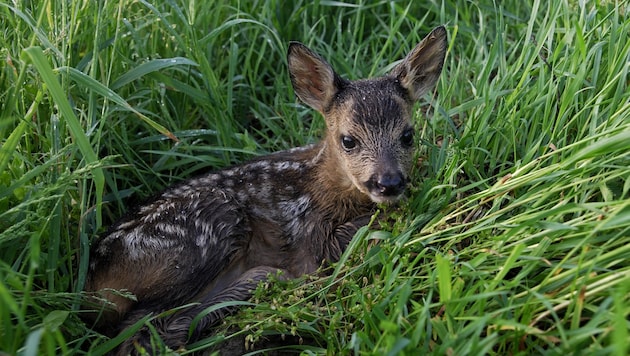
xmin=0 ymin=0 xmax=628 ymax=355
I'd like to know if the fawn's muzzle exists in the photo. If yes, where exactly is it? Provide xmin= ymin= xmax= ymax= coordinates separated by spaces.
xmin=365 ymin=172 xmax=406 ymax=201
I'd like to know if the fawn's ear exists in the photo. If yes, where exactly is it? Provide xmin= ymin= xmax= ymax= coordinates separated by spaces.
xmin=288 ymin=42 xmax=346 ymax=113
xmin=390 ymin=26 xmax=448 ymax=101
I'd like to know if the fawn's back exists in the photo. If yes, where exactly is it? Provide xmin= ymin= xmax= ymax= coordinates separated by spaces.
xmin=85 ymin=26 xmax=447 ymax=355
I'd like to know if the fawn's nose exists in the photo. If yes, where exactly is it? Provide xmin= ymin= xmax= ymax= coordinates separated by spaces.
xmin=376 ymin=173 xmax=405 ymax=196
xmin=365 ymin=172 xmax=406 ymax=200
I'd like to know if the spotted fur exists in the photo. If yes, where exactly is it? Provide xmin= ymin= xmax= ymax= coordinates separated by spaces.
xmin=84 ymin=26 xmax=447 ymax=355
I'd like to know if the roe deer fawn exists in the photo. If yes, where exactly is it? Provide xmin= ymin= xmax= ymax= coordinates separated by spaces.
xmin=85 ymin=26 xmax=447 ymax=354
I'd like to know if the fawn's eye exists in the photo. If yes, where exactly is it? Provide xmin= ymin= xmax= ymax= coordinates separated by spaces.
xmin=341 ymin=135 xmax=357 ymax=151
xmin=400 ymin=128 xmax=414 ymax=148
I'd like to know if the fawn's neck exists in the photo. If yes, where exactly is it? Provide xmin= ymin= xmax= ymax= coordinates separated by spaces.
xmin=305 ymin=141 xmax=374 ymax=221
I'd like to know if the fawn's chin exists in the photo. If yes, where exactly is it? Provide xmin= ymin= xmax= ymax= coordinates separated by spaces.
xmin=368 ymin=192 xmax=404 ymax=204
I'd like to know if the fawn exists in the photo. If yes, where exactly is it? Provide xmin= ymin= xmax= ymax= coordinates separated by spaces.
xmin=85 ymin=26 xmax=447 ymax=354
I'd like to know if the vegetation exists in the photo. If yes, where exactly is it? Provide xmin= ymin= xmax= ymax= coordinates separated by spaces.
xmin=0 ymin=0 xmax=628 ymax=354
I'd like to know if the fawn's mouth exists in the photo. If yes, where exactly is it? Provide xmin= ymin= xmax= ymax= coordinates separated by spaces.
xmin=368 ymin=192 xmax=405 ymax=204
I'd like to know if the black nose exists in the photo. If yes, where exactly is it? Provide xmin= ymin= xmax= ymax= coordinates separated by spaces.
xmin=370 ymin=172 xmax=406 ymax=197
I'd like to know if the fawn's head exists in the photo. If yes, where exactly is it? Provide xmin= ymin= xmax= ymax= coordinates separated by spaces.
xmin=288 ymin=26 xmax=447 ymax=203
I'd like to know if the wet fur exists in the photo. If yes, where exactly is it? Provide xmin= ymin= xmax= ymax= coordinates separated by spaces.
xmin=84 ymin=26 xmax=447 ymax=355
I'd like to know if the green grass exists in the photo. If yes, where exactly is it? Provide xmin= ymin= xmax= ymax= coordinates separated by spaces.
xmin=1 ymin=0 xmax=628 ymax=355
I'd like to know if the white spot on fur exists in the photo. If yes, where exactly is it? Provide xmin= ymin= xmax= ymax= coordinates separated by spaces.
xmin=155 ymin=222 xmax=187 ymax=238
xmin=279 ymin=195 xmax=310 ymax=216
xmin=273 ymin=161 xmax=303 ymax=171
xmin=279 ymin=195 xmax=312 ymax=239
xmin=247 ymin=160 xmax=272 ymax=171
xmin=122 ymin=230 xmax=174 ymax=260
xmin=286 ymin=143 xmax=315 ymax=153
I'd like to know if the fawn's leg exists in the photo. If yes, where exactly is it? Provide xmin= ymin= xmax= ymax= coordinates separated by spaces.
xmin=164 ymin=266 xmax=285 ymax=344
xmin=326 ymin=214 xmax=373 ymax=262
xmin=115 ymin=265 xmax=284 ymax=353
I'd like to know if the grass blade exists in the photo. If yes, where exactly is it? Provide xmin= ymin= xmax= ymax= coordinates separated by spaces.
xmin=22 ymin=46 xmax=105 ymax=228
xmin=60 ymin=66 xmax=179 ymax=142
xmin=110 ymin=57 xmax=198 ymax=90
